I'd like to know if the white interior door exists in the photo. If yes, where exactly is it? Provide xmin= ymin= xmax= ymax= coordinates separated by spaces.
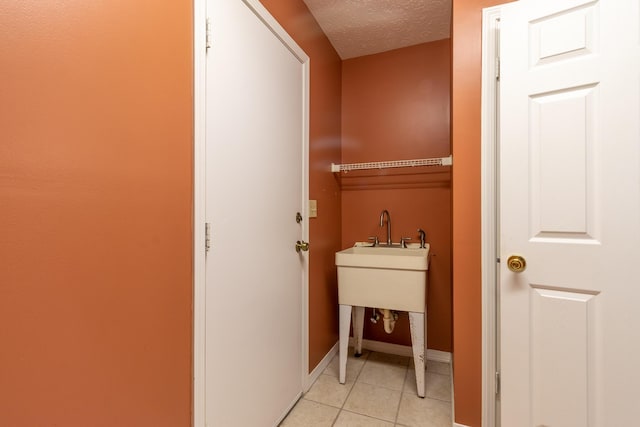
xmin=499 ymin=0 xmax=640 ymax=425
xmin=204 ymin=1 xmax=308 ymax=425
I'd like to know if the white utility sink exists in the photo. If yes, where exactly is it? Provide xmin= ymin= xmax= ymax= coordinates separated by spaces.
xmin=335 ymin=242 xmax=431 ymax=397
xmin=335 ymin=244 xmax=430 ymax=313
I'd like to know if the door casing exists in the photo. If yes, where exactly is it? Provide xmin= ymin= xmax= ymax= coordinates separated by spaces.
xmin=192 ymin=1 xmax=310 ymax=425
xmin=481 ymin=5 xmax=502 ymax=427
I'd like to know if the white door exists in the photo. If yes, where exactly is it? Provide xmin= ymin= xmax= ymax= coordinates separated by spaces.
xmin=500 ymin=0 xmax=640 ymax=425
xmin=204 ymin=1 xmax=308 ymax=425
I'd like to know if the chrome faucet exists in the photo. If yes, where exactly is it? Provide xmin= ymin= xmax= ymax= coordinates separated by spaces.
xmin=417 ymin=228 xmax=426 ymax=248
xmin=379 ymin=209 xmax=392 ymax=245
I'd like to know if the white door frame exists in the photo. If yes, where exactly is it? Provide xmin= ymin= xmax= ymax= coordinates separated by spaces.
xmin=193 ymin=1 xmax=207 ymax=424
xmin=192 ymin=1 xmax=310 ymax=426
xmin=481 ymin=5 xmax=502 ymax=427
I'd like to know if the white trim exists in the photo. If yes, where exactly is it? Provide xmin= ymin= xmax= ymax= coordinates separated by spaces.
xmin=305 ymin=342 xmax=338 ymax=391
xmin=427 ymin=348 xmax=453 ymax=362
xmin=449 ymin=351 xmax=456 ymax=427
xmin=426 ymin=348 xmax=452 ymax=364
xmin=347 ymin=338 xmax=452 ymax=363
xmin=454 ymin=423 xmax=472 ymax=427
xmin=301 ymin=34 xmax=311 ymax=395
xmin=273 ymin=393 xmax=304 ymax=427
xmin=481 ymin=5 xmax=502 ymax=427
xmin=243 ymin=0 xmax=308 ymax=62
xmin=193 ymin=1 xmax=206 ymax=426
xmin=192 ymin=1 xmax=310 ymax=426
xmin=274 ymin=391 xmax=303 ymax=427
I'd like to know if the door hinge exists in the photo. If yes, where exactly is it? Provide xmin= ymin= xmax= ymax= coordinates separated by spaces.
xmin=496 ymin=56 xmax=501 ymax=80
xmin=205 ymin=222 xmax=211 ymax=252
xmin=206 ymin=18 xmax=212 ymax=51
xmin=495 ymin=371 xmax=501 ymax=397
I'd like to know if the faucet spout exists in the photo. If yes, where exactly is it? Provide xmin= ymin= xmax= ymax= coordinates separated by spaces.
xmin=379 ymin=209 xmax=392 ymax=245
xmin=417 ymin=228 xmax=426 ymax=249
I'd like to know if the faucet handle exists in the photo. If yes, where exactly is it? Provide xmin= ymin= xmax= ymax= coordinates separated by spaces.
xmin=400 ymin=237 xmax=412 ymax=248
xmin=368 ymin=236 xmax=379 ymax=246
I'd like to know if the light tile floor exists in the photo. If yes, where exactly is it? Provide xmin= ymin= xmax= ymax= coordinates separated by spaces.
xmin=280 ymin=349 xmax=452 ymax=427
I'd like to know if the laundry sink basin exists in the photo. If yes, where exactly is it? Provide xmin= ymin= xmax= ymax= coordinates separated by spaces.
xmin=335 ymin=245 xmax=429 ymax=270
xmin=335 ymin=243 xmax=430 ymax=312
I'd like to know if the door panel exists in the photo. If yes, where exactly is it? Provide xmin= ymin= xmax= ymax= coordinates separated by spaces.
xmin=530 ymin=287 xmax=596 ymax=426
xmin=530 ymin=2 xmax=597 ymax=66
xmin=204 ymin=1 xmax=307 ymax=425
xmin=529 ymin=84 xmax=597 ymax=238
xmin=500 ymin=0 xmax=640 ymax=425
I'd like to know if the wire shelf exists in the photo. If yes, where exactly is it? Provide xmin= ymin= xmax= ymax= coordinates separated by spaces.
xmin=331 ymin=155 xmax=452 ymax=173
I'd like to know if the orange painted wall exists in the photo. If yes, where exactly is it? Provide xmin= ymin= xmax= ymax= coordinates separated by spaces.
xmin=0 ymin=1 xmax=192 ymax=426
xmin=341 ymin=40 xmax=452 ymax=351
xmin=259 ymin=0 xmax=343 ymax=371
xmin=451 ymin=1 xmax=511 ymax=425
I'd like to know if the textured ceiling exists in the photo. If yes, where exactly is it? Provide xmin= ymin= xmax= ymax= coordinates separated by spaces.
xmin=302 ymin=0 xmax=451 ymax=59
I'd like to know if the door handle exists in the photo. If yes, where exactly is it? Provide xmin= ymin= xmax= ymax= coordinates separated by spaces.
xmin=295 ymin=240 xmax=309 ymax=253
xmin=507 ymin=255 xmax=526 ymax=273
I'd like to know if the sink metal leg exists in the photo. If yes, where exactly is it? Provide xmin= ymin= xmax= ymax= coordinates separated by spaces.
xmin=409 ymin=310 xmax=426 ymax=398
xmin=352 ymin=306 xmax=365 ymax=356
xmin=339 ymin=304 xmax=352 ymax=384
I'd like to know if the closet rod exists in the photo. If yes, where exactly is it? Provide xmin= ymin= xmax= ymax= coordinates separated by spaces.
xmin=331 ymin=155 xmax=452 ymax=173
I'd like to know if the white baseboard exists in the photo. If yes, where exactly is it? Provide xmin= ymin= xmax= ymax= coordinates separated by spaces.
xmin=426 ymin=348 xmax=452 ymax=363
xmin=453 ymin=424 xmax=470 ymax=427
xmin=348 ymin=338 xmax=452 ymax=363
xmin=304 ymin=342 xmax=338 ymax=392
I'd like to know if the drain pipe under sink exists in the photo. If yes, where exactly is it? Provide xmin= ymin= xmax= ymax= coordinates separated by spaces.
xmin=380 ymin=309 xmax=397 ymax=334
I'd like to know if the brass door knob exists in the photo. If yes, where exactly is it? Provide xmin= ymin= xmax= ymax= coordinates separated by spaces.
xmin=507 ymin=255 xmax=526 ymax=273
xmin=295 ymin=240 xmax=309 ymax=253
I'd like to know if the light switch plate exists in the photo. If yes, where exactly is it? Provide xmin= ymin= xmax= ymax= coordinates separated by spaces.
xmin=309 ymin=200 xmax=318 ymax=218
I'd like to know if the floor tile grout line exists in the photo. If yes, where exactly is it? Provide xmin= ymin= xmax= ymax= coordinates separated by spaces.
xmin=393 ymin=362 xmax=410 ymax=424
xmin=423 ymin=395 xmax=453 ymax=404
xmin=355 ymin=350 xmax=407 ymax=425
xmin=331 ymin=347 xmax=370 ymax=426
xmin=339 ymin=349 xmax=406 ymax=425
xmin=356 ymin=351 xmax=410 ymax=394
xmin=426 ymin=370 xmax=451 ymax=378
